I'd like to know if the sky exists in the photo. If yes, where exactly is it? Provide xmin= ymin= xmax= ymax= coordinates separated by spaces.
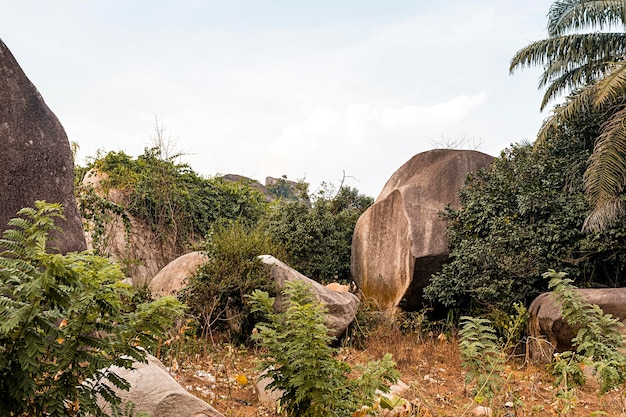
xmin=1 ymin=1 xmax=555 ymax=198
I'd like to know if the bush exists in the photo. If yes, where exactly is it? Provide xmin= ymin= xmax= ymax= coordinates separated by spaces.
xmin=0 ymin=201 xmax=184 ymax=416
xmin=181 ymin=221 xmax=286 ymax=343
xmin=425 ymin=102 xmax=626 ymax=314
xmin=78 ymin=149 xmax=269 ymax=249
xmin=263 ymin=185 xmax=373 ymax=283
xmin=248 ymin=279 xmax=399 ymax=417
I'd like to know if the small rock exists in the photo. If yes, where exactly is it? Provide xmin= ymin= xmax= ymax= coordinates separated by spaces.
xmin=472 ymin=405 xmax=493 ymax=416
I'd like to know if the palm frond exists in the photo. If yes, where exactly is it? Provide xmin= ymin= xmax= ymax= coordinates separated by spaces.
xmin=511 ymin=32 xmax=626 ymax=76
xmin=539 ymin=60 xmax=612 ymax=108
xmin=537 ymin=85 xmax=596 ymax=146
xmin=548 ymin=0 xmax=626 ymax=36
xmin=592 ymin=61 xmax=626 ymax=106
xmin=583 ymin=105 xmax=626 ymax=231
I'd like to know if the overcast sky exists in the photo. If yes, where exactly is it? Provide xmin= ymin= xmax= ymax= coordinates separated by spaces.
xmin=2 ymin=1 xmax=555 ymax=198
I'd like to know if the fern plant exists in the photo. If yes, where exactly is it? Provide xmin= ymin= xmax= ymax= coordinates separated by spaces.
xmin=0 ymin=201 xmax=185 ymax=417
xmin=111 ymin=401 xmax=154 ymax=417
xmin=248 ymin=280 xmax=399 ymax=417
xmin=544 ymin=270 xmax=626 ymax=394
xmin=458 ymin=316 xmax=505 ymax=399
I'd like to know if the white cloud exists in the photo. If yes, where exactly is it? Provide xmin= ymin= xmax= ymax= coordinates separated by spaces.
xmin=279 ymin=92 xmax=488 ymax=148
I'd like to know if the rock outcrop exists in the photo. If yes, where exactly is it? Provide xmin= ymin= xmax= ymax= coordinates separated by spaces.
xmin=259 ymin=255 xmax=359 ymax=337
xmin=98 ymin=354 xmax=224 ymax=417
xmin=80 ymin=169 xmax=185 ymax=285
xmin=0 ymin=39 xmax=86 ymax=254
xmin=150 ymin=251 xmax=208 ymax=297
xmin=351 ymin=149 xmax=493 ymax=311
xmin=527 ymin=288 xmax=626 ymax=362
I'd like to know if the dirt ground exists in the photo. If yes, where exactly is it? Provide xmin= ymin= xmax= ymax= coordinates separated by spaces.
xmin=165 ymin=329 xmax=626 ymax=417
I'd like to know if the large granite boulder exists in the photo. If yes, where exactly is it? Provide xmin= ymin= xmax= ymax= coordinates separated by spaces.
xmin=0 ymin=39 xmax=86 ymax=253
xmin=351 ymin=149 xmax=493 ymax=311
xmin=98 ymin=353 xmax=224 ymax=417
xmin=150 ymin=251 xmax=208 ymax=297
xmin=259 ymin=255 xmax=359 ymax=337
xmin=527 ymin=288 xmax=626 ymax=362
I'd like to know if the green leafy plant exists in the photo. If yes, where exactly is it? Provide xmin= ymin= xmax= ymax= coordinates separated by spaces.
xmin=426 ymin=99 xmax=626 ymax=315
xmin=545 ymin=270 xmax=626 ymax=394
xmin=248 ymin=279 xmax=399 ymax=417
xmin=79 ymin=148 xmax=269 ymax=250
xmin=0 ymin=201 xmax=185 ymax=416
xmin=458 ymin=316 xmax=505 ymax=399
xmin=262 ymin=185 xmax=373 ymax=283
xmin=111 ymin=401 xmax=154 ymax=417
xmin=182 ymin=220 xmax=286 ymax=343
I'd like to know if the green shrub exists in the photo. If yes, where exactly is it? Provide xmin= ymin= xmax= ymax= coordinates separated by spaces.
xmin=0 ymin=201 xmax=185 ymax=416
xmin=458 ymin=316 xmax=505 ymax=399
xmin=425 ymin=101 xmax=626 ymax=315
xmin=181 ymin=221 xmax=286 ymax=342
xmin=263 ymin=185 xmax=373 ymax=283
xmin=248 ymin=279 xmax=399 ymax=417
xmin=79 ymin=149 xmax=269 ymax=249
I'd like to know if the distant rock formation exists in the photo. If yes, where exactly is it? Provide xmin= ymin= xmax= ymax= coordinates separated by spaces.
xmin=351 ymin=149 xmax=494 ymax=311
xmin=221 ymin=174 xmax=311 ymax=206
xmin=0 ymin=39 xmax=86 ymax=253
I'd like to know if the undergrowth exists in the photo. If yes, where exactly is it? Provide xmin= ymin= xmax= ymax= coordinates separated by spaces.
xmin=248 ymin=280 xmax=399 ymax=417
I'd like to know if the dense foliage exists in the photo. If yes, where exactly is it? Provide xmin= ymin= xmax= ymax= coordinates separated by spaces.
xmin=425 ymin=104 xmax=626 ymax=314
xmin=249 ymin=279 xmax=399 ymax=417
xmin=78 ymin=148 xmax=269 ymax=249
xmin=0 ymin=202 xmax=184 ymax=416
xmin=263 ymin=185 xmax=373 ymax=283
xmin=181 ymin=221 xmax=286 ymax=342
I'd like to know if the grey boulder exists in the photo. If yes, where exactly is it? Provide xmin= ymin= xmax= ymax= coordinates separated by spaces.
xmin=98 ymin=353 xmax=224 ymax=417
xmin=259 ymin=255 xmax=359 ymax=338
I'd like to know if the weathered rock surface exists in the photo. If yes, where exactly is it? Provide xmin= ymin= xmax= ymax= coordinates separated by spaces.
xmin=98 ymin=354 xmax=224 ymax=417
xmin=528 ymin=288 xmax=626 ymax=362
xmin=80 ymin=169 xmax=185 ymax=285
xmin=351 ymin=149 xmax=493 ymax=311
xmin=0 ymin=39 xmax=86 ymax=253
xmin=259 ymin=255 xmax=359 ymax=337
xmin=150 ymin=251 xmax=208 ymax=297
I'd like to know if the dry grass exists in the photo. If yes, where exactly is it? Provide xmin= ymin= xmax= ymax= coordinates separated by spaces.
xmin=162 ymin=318 xmax=626 ymax=417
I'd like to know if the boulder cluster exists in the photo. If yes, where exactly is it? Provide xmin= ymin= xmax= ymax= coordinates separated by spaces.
xmin=6 ymin=32 xmax=626 ymax=416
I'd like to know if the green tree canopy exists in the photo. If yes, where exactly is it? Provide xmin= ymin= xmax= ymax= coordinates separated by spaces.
xmin=425 ymin=103 xmax=626 ymax=314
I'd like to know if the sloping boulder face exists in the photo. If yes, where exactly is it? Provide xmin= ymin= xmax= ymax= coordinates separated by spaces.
xmin=150 ymin=251 xmax=208 ymax=297
xmin=528 ymin=288 xmax=626 ymax=363
xmin=259 ymin=255 xmax=359 ymax=338
xmin=98 ymin=354 xmax=224 ymax=417
xmin=0 ymin=39 xmax=86 ymax=253
xmin=351 ymin=149 xmax=494 ymax=311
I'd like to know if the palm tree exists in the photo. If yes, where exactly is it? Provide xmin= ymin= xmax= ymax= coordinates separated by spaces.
xmin=510 ymin=0 xmax=626 ymax=232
